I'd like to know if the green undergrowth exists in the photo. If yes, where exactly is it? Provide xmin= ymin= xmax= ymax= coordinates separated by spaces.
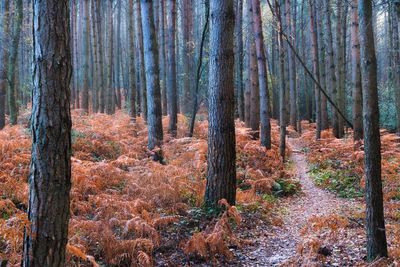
xmin=309 ymin=161 xmax=363 ymax=198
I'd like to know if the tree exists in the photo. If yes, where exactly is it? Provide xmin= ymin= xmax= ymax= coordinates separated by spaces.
xmin=204 ymin=0 xmax=236 ymax=206
xmin=106 ymin=0 xmax=114 ymax=115
xmin=129 ymin=0 xmax=137 ymax=121
xmin=23 ymin=0 xmax=72 ymax=265
xmin=286 ymin=0 xmax=297 ymax=131
xmin=95 ymin=0 xmax=106 ymax=113
xmin=181 ymin=0 xmax=193 ymax=115
xmin=82 ymin=0 xmax=90 ymax=113
xmin=351 ymin=0 xmax=363 ymax=141
xmin=8 ymin=0 xmax=23 ymax=125
xmin=309 ymin=0 xmax=321 ymax=140
xmin=141 ymin=0 xmax=163 ymax=151
xmin=0 ymin=0 xmax=10 ymax=130
xmin=158 ymin=0 xmax=168 ymax=116
xmin=235 ymin=0 xmax=244 ymax=121
xmin=136 ymin=1 xmax=148 ymax=120
xmin=165 ymin=0 xmax=178 ymax=136
xmin=358 ymin=0 xmax=388 ymax=261
xmin=393 ymin=4 xmax=400 ymax=135
xmin=252 ymin=0 xmax=271 ymax=149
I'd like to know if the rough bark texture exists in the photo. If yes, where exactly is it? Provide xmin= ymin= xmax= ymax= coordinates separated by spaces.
xmin=166 ymin=0 xmax=178 ymax=135
xmin=141 ymin=0 xmax=164 ymax=150
xmin=358 ymin=0 xmax=388 ymax=261
xmin=23 ymin=1 xmax=72 ymax=266
xmin=351 ymin=0 xmax=363 ymax=141
xmin=129 ymin=0 xmax=137 ymax=121
xmin=0 ymin=0 xmax=10 ymax=130
xmin=309 ymin=0 xmax=321 ymax=140
xmin=252 ymin=0 xmax=271 ymax=148
xmin=393 ymin=7 xmax=400 ymax=134
xmin=205 ymin=0 xmax=236 ymax=206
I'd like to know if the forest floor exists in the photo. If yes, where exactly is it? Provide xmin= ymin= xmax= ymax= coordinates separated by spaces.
xmin=235 ymin=136 xmax=366 ymax=266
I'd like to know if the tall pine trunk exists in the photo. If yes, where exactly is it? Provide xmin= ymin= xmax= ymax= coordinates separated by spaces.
xmin=358 ymin=0 xmax=388 ymax=261
xmin=141 ymin=0 xmax=164 ymax=150
xmin=205 ymin=0 xmax=236 ymax=206
xmin=0 ymin=0 xmax=10 ymax=130
xmin=23 ymin=1 xmax=72 ymax=265
xmin=82 ymin=0 xmax=90 ymax=113
xmin=129 ymin=0 xmax=137 ymax=121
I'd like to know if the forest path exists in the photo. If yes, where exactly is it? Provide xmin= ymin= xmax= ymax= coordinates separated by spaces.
xmin=237 ymin=137 xmax=354 ymax=266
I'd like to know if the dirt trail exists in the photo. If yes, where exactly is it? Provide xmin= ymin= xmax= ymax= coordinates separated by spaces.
xmin=236 ymin=137 xmax=355 ymax=266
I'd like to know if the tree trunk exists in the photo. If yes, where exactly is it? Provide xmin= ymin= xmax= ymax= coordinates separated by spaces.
xmin=205 ymin=0 xmax=236 ymax=207
xmin=166 ymin=0 xmax=178 ymax=135
xmin=309 ymin=0 xmax=321 ymax=140
xmin=23 ymin=1 xmax=72 ymax=266
xmin=141 ymin=0 xmax=164 ymax=150
xmin=115 ymin=0 xmax=122 ymax=110
xmin=182 ymin=0 xmax=193 ymax=115
xmin=235 ymin=0 xmax=244 ymax=121
xmin=393 ymin=6 xmax=400 ymax=134
xmin=252 ymin=0 xmax=271 ymax=148
xmin=0 ymin=0 xmax=10 ymax=130
xmin=358 ymin=0 xmax=388 ymax=261
xmin=82 ymin=0 xmax=90 ymax=113
xmin=286 ymin=0 xmax=297 ymax=131
xmin=324 ymin=0 xmax=339 ymax=138
xmin=8 ymin=0 xmax=23 ymax=125
xmin=136 ymin=1 xmax=148 ymax=120
xmin=159 ymin=0 xmax=168 ymax=116
xmin=106 ymin=0 xmax=114 ymax=114
xmin=129 ymin=0 xmax=137 ymax=121
xmin=351 ymin=0 xmax=363 ymax=140
xmin=95 ymin=0 xmax=105 ymax=113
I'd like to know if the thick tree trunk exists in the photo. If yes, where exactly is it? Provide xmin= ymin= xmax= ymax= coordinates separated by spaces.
xmin=129 ymin=0 xmax=137 ymax=121
xmin=8 ymin=0 xmax=23 ymax=125
xmin=166 ymin=0 xmax=178 ymax=135
xmin=351 ymin=0 xmax=363 ymax=140
xmin=309 ymin=0 xmax=321 ymax=140
xmin=0 ymin=0 xmax=10 ymax=130
xmin=252 ymin=0 xmax=271 ymax=148
xmin=82 ymin=0 xmax=90 ymax=113
xmin=205 ymin=0 xmax=236 ymax=207
xmin=358 ymin=0 xmax=388 ymax=261
xmin=23 ymin=1 xmax=72 ymax=266
xmin=141 ymin=0 xmax=164 ymax=150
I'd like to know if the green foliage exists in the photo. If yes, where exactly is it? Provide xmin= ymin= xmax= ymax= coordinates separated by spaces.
xmin=309 ymin=164 xmax=363 ymax=198
xmin=272 ymin=179 xmax=300 ymax=197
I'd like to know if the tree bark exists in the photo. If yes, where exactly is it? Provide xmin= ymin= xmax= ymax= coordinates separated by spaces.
xmin=166 ymin=0 xmax=178 ymax=135
xmin=106 ymin=0 xmax=114 ymax=115
xmin=286 ymin=0 xmax=297 ymax=131
xmin=182 ymin=0 xmax=193 ymax=115
xmin=8 ymin=0 xmax=23 ymax=125
xmin=23 ymin=1 xmax=72 ymax=266
xmin=205 ymin=0 xmax=236 ymax=206
xmin=95 ymin=0 xmax=105 ymax=113
xmin=129 ymin=0 xmax=137 ymax=121
xmin=235 ymin=0 xmax=244 ymax=121
xmin=141 ymin=0 xmax=164 ymax=150
xmin=136 ymin=1 xmax=148 ymax=120
xmin=393 ymin=6 xmax=400 ymax=134
xmin=252 ymin=0 xmax=271 ymax=148
xmin=0 ymin=0 xmax=10 ymax=130
xmin=159 ymin=0 xmax=168 ymax=116
xmin=82 ymin=0 xmax=90 ymax=113
xmin=351 ymin=0 xmax=363 ymax=140
xmin=358 ymin=0 xmax=388 ymax=261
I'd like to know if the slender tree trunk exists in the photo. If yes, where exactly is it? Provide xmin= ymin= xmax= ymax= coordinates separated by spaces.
xmin=235 ymin=0 xmax=244 ymax=121
xmin=166 ymin=0 xmax=178 ymax=135
xmin=336 ymin=0 xmax=346 ymax=138
xmin=324 ymin=0 xmax=339 ymax=138
xmin=115 ymin=0 xmax=122 ymax=110
xmin=358 ymin=0 xmax=388 ymax=261
xmin=8 ymin=0 xmax=23 ymax=125
xmin=309 ymin=0 xmax=321 ymax=140
xmin=393 ymin=6 xmax=400 ymax=134
xmin=141 ymin=0 xmax=164 ymax=151
xmin=0 ymin=0 xmax=10 ymax=130
xmin=159 ymin=0 xmax=168 ymax=116
xmin=182 ymin=0 xmax=193 ymax=115
xmin=106 ymin=0 xmax=114 ymax=114
xmin=286 ymin=0 xmax=297 ymax=131
xmin=23 ymin=1 xmax=72 ymax=266
xmin=351 ymin=0 xmax=363 ymax=140
xmin=129 ymin=0 xmax=137 ymax=121
xmin=136 ymin=1 xmax=148 ymax=120
xmin=205 ymin=0 xmax=236 ymax=206
xmin=82 ymin=0 xmax=90 ymax=113
xmin=95 ymin=0 xmax=105 ymax=113
xmin=252 ymin=0 xmax=271 ymax=148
